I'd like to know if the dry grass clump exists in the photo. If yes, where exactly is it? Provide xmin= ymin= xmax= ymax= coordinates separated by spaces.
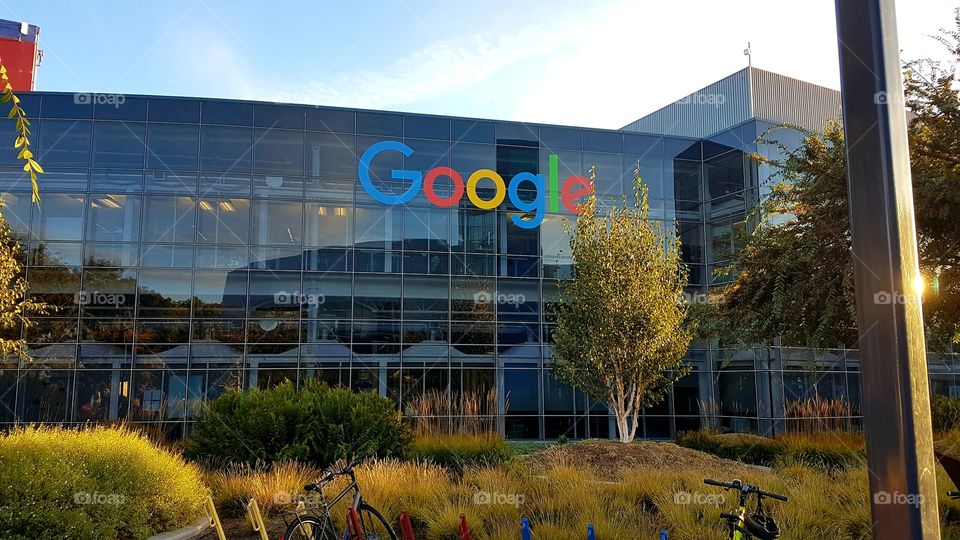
xmin=205 ymin=460 xmax=323 ymax=514
xmin=784 ymin=396 xmax=857 ymax=434
xmin=404 ymin=389 xmax=506 ymax=437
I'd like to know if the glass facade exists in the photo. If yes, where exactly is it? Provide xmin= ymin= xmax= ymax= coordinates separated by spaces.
xmin=0 ymin=92 xmax=880 ymax=438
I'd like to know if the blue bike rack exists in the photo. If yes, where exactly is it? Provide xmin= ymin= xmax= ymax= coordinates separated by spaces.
xmin=661 ymin=529 xmax=668 ymax=539
xmin=587 ymin=524 xmax=596 ymax=540
xmin=521 ymin=517 xmax=532 ymax=540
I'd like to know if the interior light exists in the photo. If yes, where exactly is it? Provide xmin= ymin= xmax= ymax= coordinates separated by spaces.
xmin=98 ymin=197 xmax=122 ymax=209
xmin=219 ymin=201 xmax=236 ymax=212
xmin=318 ymin=206 xmax=327 ymax=216
xmin=199 ymin=200 xmax=213 ymax=212
xmin=335 ymin=207 xmax=346 ymax=217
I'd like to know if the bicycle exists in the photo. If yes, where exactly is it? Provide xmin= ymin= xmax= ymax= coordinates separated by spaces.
xmin=282 ymin=458 xmax=398 ymax=540
xmin=704 ymin=478 xmax=787 ymax=540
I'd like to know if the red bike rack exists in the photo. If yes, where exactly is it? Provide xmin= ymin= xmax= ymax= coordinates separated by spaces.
xmin=458 ymin=513 xmax=472 ymax=540
xmin=399 ymin=510 xmax=416 ymax=540
xmin=347 ymin=506 xmax=364 ymax=540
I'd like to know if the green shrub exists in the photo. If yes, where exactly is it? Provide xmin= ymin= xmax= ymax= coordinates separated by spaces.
xmin=676 ymin=430 xmax=865 ymax=471
xmin=186 ymin=380 xmax=412 ymax=466
xmin=410 ymin=433 xmax=514 ymax=471
xmin=932 ymin=395 xmax=960 ymax=432
xmin=0 ymin=426 xmax=206 ymax=540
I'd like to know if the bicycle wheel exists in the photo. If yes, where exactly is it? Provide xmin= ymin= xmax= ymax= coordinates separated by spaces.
xmin=354 ymin=503 xmax=399 ymax=540
xmin=283 ymin=514 xmax=338 ymax=540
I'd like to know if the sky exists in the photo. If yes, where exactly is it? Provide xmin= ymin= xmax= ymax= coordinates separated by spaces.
xmin=3 ymin=0 xmax=957 ymax=129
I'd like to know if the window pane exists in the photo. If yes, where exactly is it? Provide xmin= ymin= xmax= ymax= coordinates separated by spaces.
xmin=32 ymin=193 xmax=85 ymax=241
xmin=86 ymin=194 xmax=141 ymax=242
xmin=305 ymin=202 xmax=352 ymax=248
xmin=201 ymin=100 xmax=253 ymax=126
xmin=357 ymin=112 xmax=402 ymax=136
xmin=201 ymin=126 xmax=252 ymax=173
xmin=302 ymin=272 xmax=352 ymax=318
xmin=252 ymin=199 xmax=302 ymax=246
xmin=355 ymin=206 xmax=402 ymax=249
xmin=145 ymin=171 xmax=197 ymax=194
xmin=404 ymin=116 xmax=450 ymax=140
xmin=39 ymin=120 xmax=92 ymax=166
xmin=91 ymin=170 xmax=143 ymax=193
xmin=197 ymin=197 xmax=250 ymax=244
xmin=148 ymin=123 xmax=200 ymax=171
xmin=149 ymin=98 xmax=200 ymax=123
xmin=137 ymin=268 xmax=193 ymax=318
xmin=254 ymin=129 xmax=304 ymax=175
xmin=194 ymin=269 xmax=248 ymax=318
xmin=92 ymin=122 xmax=145 ymax=168
xmin=141 ymin=195 xmax=196 ymax=243
xmin=93 ymin=94 xmax=147 ymax=121
xmin=305 ymin=132 xmax=356 ymax=177
xmin=0 ymin=192 xmax=32 ymax=236
xmin=306 ymin=107 xmax=355 ymax=132
xmin=254 ymin=103 xmax=304 ymax=129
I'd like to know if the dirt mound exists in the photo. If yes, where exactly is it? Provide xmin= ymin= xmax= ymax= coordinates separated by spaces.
xmin=522 ymin=439 xmax=748 ymax=481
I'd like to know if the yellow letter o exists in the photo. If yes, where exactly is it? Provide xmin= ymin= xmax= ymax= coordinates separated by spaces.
xmin=466 ymin=169 xmax=506 ymax=210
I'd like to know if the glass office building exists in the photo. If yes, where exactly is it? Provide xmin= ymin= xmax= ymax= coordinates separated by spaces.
xmin=1 ymin=68 xmax=916 ymax=439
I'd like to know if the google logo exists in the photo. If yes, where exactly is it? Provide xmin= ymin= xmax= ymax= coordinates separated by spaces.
xmin=358 ymin=141 xmax=593 ymax=229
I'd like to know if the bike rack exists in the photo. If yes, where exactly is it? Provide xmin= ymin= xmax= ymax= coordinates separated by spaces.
xmin=661 ymin=529 xmax=669 ymax=539
xmin=587 ymin=523 xmax=596 ymax=540
xmin=203 ymin=495 xmax=226 ymax=540
xmin=520 ymin=517 xmax=532 ymax=540
xmin=458 ymin=513 xmax=472 ymax=540
xmin=244 ymin=498 xmax=269 ymax=540
xmin=399 ymin=510 xmax=416 ymax=540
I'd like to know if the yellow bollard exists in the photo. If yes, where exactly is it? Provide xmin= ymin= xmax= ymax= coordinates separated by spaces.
xmin=246 ymin=498 xmax=269 ymax=540
xmin=204 ymin=495 xmax=227 ymax=540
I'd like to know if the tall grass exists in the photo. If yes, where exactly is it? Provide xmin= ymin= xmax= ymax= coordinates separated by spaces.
xmin=404 ymin=389 xmax=507 ymax=437
xmin=784 ymin=396 xmax=857 ymax=434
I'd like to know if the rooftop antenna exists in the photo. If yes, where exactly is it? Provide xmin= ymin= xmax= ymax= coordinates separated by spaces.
xmin=744 ymin=42 xmax=752 ymax=68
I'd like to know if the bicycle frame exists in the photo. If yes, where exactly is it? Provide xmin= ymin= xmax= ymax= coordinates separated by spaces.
xmin=287 ymin=471 xmax=366 ymax=537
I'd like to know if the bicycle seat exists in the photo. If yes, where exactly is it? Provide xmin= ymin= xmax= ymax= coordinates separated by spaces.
xmin=745 ymin=513 xmax=780 ymax=540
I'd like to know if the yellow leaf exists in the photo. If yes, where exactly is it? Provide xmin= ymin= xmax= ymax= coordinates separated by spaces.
xmin=14 ymin=136 xmax=23 ymax=148
xmin=28 ymin=158 xmax=43 ymax=173
xmin=0 ymin=66 xmax=6 ymax=75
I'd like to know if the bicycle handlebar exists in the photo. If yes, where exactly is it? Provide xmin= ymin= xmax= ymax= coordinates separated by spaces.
xmin=703 ymin=479 xmax=788 ymax=501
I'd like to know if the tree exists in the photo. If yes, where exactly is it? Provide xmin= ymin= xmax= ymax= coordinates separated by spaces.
xmin=710 ymin=10 xmax=960 ymax=351
xmin=552 ymin=175 xmax=692 ymax=443
xmin=710 ymin=121 xmax=857 ymax=351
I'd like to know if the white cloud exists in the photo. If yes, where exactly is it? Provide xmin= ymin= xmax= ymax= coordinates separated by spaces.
xmin=272 ymin=28 xmax=563 ymax=110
